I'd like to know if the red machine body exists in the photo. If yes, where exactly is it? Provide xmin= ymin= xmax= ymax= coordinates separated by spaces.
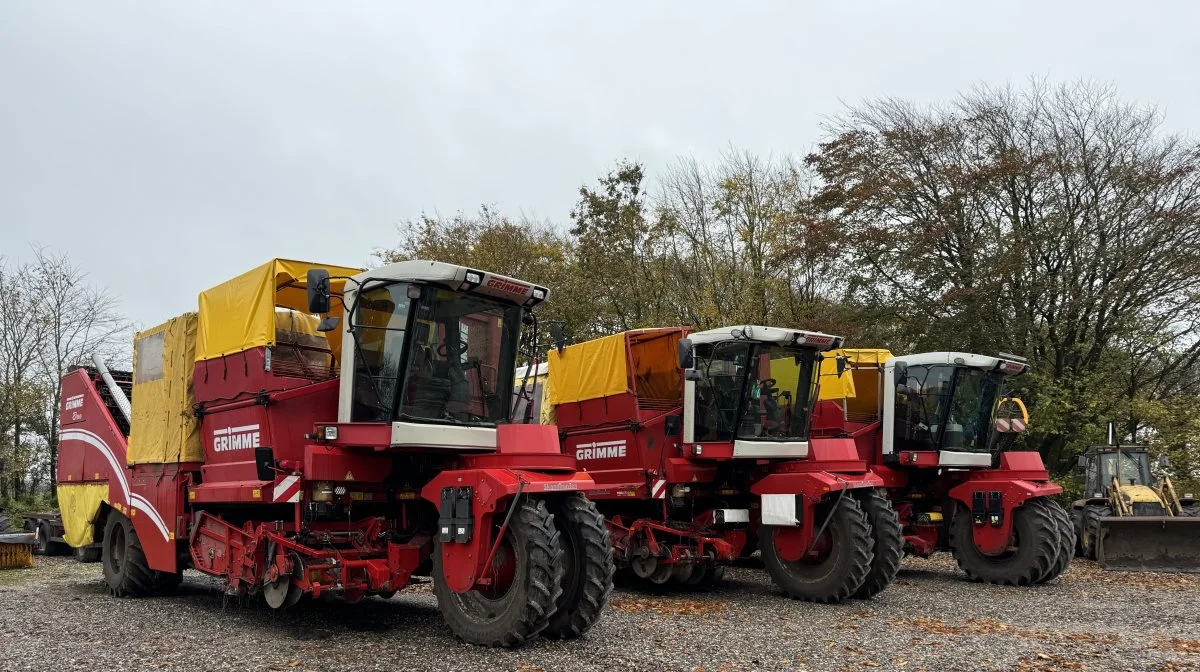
xmin=56 ymin=258 xmax=615 ymax=647
xmin=546 ymin=326 xmax=897 ymax=601
xmin=809 ymin=349 xmax=1072 ymax=585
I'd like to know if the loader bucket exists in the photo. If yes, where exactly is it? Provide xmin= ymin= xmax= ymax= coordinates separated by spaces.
xmin=1096 ymin=516 xmax=1200 ymax=573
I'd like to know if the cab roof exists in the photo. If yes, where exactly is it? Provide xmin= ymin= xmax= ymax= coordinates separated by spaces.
xmin=888 ymin=351 xmax=1029 ymax=375
xmin=355 ymin=260 xmax=548 ymax=307
xmin=687 ymin=325 xmax=843 ymax=351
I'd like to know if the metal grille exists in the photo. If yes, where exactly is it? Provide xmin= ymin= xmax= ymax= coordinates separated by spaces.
xmin=1131 ymin=502 xmax=1165 ymax=517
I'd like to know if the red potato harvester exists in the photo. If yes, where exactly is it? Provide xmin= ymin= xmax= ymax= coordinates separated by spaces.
xmin=55 ymin=258 xmax=614 ymax=647
xmin=810 ymin=349 xmax=1073 ymax=585
xmin=530 ymin=326 xmax=905 ymax=603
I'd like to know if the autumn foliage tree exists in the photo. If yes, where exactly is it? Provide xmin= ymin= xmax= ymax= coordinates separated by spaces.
xmin=807 ymin=80 xmax=1200 ymax=472
xmin=380 ymin=80 xmax=1200 ymax=482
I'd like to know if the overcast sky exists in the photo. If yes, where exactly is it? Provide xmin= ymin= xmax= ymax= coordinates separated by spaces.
xmin=2 ymin=2 xmax=1198 ymax=329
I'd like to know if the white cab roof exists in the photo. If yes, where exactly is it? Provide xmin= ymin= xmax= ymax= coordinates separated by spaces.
xmin=688 ymin=325 xmax=844 ymax=351
xmin=353 ymin=260 xmax=548 ymax=306
xmin=887 ymin=351 xmax=1028 ymax=375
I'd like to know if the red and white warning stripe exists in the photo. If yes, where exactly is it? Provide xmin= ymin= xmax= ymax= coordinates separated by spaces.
xmin=1011 ymin=418 xmax=1026 ymax=432
xmin=651 ymin=479 xmax=667 ymax=499
xmin=995 ymin=418 xmax=1011 ymax=433
xmin=274 ymin=475 xmax=301 ymax=503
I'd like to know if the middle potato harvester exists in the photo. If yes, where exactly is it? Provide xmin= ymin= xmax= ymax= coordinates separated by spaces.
xmin=532 ymin=326 xmax=904 ymax=603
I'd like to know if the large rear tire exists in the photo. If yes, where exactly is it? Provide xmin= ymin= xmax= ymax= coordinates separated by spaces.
xmin=852 ymin=489 xmax=903 ymax=599
xmin=543 ymin=494 xmax=614 ymax=640
xmin=433 ymin=498 xmax=563 ymax=647
xmin=1079 ymin=504 xmax=1111 ymax=560
xmin=1029 ymin=499 xmax=1072 ymax=583
xmin=102 ymin=513 xmax=176 ymax=597
xmin=949 ymin=497 xmax=1060 ymax=586
xmin=760 ymin=494 xmax=873 ymax=603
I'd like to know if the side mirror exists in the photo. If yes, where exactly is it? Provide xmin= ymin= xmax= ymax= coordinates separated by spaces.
xmin=254 ymin=446 xmax=277 ymax=482
xmin=1076 ymin=455 xmax=1088 ymax=470
xmin=551 ymin=323 xmax=566 ymax=354
xmin=1157 ymin=454 xmax=1171 ymax=468
xmin=836 ymin=356 xmax=848 ymax=378
xmin=893 ymin=361 xmax=907 ymax=382
xmin=678 ymin=338 xmax=694 ymax=370
xmin=306 ymin=269 xmax=331 ymax=314
xmin=317 ymin=316 xmax=341 ymax=332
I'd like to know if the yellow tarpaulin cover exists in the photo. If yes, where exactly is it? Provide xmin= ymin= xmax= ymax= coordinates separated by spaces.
xmin=128 ymin=313 xmax=205 ymax=465
xmin=56 ymin=483 xmax=109 ymax=547
xmin=546 ymin=333 xmax=630 ymax=405
xmin=818 ymin=348 xmax=893 ymax=420
xmin=196 ymin=258 xmax=363 ymax=361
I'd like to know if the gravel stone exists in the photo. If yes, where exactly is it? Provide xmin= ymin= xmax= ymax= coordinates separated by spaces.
xmin=1 ymin=555 xmax=1196 ymax=671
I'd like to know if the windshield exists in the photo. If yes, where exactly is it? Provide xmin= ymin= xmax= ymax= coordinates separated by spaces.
xmin=893 ymin=365 xmax=1004 ymax=453
xmin=1099 ymin=450 xmax=1150 ymax=487
xmin=397 ymin=288 xmax=520 ymax=425
xmin=693 ymin=341 xmax=820 ymax=442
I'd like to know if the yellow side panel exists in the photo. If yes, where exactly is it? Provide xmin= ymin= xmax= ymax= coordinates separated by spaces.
xmin=546 ymin=333 xmax=630 ymax=405
xmin=128 ymin=313 xmax=205 ymax=464
xmin=538 ymin=374 xmax=557 ymax=426
xmin=56 ymin=483 xmax=109 ymax=547
xmin=195 ymin=258 xmax=363 ymax=361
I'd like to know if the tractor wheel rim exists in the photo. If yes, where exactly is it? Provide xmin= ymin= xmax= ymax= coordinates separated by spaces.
xmin=480 ymin=537 xmax=517 ymax=598
xmin=450 ymin=536 xmax=521 ymax=622
xmin=108 ymin=524 xmax=126 ymax=573
xmin=773 ymin=526 xmax=833 ymax=564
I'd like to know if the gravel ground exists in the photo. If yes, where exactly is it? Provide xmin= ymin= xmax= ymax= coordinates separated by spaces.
xmin=0 ymin=555 xmax=1197 ymax=672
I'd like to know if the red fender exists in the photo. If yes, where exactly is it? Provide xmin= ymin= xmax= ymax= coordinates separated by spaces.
xmin=945 ymin=452 xmax=1063 ymax=555
xmin=420 ymin=467 xmax=597 ymax=593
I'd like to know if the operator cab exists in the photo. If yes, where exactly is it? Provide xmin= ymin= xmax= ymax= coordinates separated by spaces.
xmin=1078 ymin=446 xmax=1153 ymax=495
xmin=309 ymin=260 xmax=547 ymax=451
xmin=679 ymin=325 xmax=843 ymax=459
xmin=882 ymin=352 xmax=1028 ymax=467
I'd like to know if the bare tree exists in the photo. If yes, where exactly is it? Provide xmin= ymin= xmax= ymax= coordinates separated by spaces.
xmin=31 ymin=249 xmax=130 ymax=481
xmin=0 ymin=259 xmax=44 ymax=499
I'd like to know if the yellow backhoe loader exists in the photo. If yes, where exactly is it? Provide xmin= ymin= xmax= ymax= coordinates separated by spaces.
xmin=1072 ymin=441 xmax=1200 ymax=572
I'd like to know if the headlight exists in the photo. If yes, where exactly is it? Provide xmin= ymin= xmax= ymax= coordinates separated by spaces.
xmin=532 ymin=287 xmax=546 ymax=300
xmin=323 ymin=425 xmax=338 ymax=440
xmin=465 ymin=271 xmax=482 ymax=284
